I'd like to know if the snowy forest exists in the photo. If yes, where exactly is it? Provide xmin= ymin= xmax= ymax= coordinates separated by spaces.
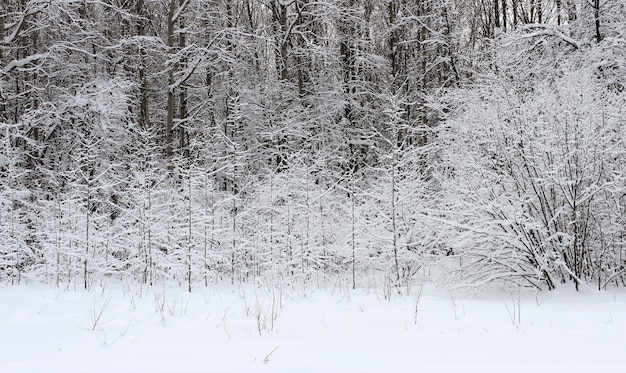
xmin=2 ymin=0 xmax=626 ymax=292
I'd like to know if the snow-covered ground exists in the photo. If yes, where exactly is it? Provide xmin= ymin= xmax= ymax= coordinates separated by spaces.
xmin=1 ymin=282 xmax=625 ymax=373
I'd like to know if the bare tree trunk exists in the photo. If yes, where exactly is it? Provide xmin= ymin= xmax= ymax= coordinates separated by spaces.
xmin=502 ymin=0 xmax=507 ymax=31
xmin=593 ymin=0 xmax=602 ymax=42
xmin=494 ymin=0 xmax=500 ymax=28
xmin=166 ymin=0 xmax=176 ymax=157
xmin=272 ymin=1 xmax=289 ymax=80
xmin=0 ymin=8 xmax=4 ymax=60
xmin=178 ymin=0 xmax=188 ymax=156
xmin=388 ymin=1 xmax=398 ymax=77
xmin=137 ymin=0 xmax=150 ymax=130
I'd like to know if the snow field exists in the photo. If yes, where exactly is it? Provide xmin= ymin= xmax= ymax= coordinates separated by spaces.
xmin=1 ymin=282 xmax=625 ymax=373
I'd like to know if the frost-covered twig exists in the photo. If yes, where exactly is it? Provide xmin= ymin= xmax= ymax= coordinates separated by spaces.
xmin=91 ymin=294 xmax=112 ymax=330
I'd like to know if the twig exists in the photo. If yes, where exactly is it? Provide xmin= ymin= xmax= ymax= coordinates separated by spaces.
xmin=263 ymin=346 xmax=279 ymax=364
xmin=91 ymin=294 xmax=112 ymax=330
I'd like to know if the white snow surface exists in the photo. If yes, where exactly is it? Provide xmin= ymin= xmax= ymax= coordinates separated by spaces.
xmin=1 ymin=282 xmax=625 ymax=373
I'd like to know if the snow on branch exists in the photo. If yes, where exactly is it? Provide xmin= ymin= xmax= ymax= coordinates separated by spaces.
xmin=1 ymin=0 xmax=49 ymax=46
xmin=2 ymin=53 xmax=47 ymax=74
xmin=518 ymin=24 xmax=585 ymax=50
xmin=171 ymin=0 xmax=191 ymax=24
